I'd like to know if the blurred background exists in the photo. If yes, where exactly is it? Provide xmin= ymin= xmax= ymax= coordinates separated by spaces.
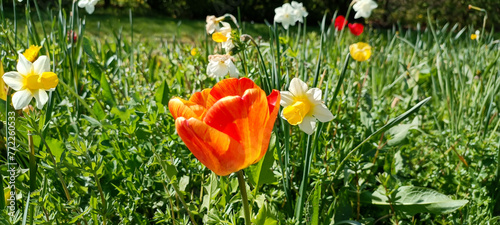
xmin=3 ymin=0 xmax=500 ymax=30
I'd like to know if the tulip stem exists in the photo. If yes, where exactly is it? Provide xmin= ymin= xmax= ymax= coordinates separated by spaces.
xmin=237 ymin=170 xmax=251 ymax=225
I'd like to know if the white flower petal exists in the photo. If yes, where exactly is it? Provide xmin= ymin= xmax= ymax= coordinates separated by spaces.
xmin=306 ymin=88 xmax=322 ymax=103
xmin=288 ymin=78 xmax=308 ymax=96
xmin=17 ymin=54 xmax=32 ymax=75
xmin=312 ymin=103 xmax=334 ymax=122
xmin=12 ymin=89 xmax=33 ymax=110
xmin=207 ymin=61 xmax=228 ymax=78
xmin=33 ymin=89 xmax=49 ymax=109
xmin=78 ymin=0 xmax=89 ymax=8
xmin=225 ymin=59 xmax=239 ymax=78
xmin=86 ymin=5 xmax=95 ymax=14
xmin=33 ymin=56 xmax=50 ymax=75
xmin=3 ymin=72 xmax=25 ymax=91
xmin=280 ymin=91 xmax=295 ymax=106
xmin=298 ymin=116 xmax=316 ymax=135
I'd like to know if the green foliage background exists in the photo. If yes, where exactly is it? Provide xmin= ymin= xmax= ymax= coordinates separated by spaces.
xmin=5 ymin=0 xmax=500 ymax=29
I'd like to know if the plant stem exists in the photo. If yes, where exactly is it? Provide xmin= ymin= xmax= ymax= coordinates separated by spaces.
xmin=237 ymin=170 xmax=251 ymax=225
xmin=28 ymin=131 xmax=36 ymax=225
xmin=294 ymin=134 xmax=313 ymax=221
xmin=155 ymin=153 xmax=197 ymax=225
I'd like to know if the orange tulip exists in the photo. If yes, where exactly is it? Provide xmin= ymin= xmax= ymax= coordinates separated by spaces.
xmin=169 ymin=78 xmax=280 ymax=176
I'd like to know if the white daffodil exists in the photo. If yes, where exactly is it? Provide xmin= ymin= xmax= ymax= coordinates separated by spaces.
xmin=280 ymin=78 xmax=334 ymax=135
xmin=291 ymin=1 xmax=308 ymax=23
xmin=207 ymin=54 xmax=239 ymax=78
xmin=274 ymin=3 xmax=297 ymax=30
xmin=352 ymin=0 xmax=378 ymax=19
xmin=211 ymin=22 xmax=235 ymax=53
xmin=206 ymin=15 xmax=223 ymax=34
xmin=78 ymin=0 xmax=99 ymax=14
xmin=2 ymin=54 xmax=59 ymax=110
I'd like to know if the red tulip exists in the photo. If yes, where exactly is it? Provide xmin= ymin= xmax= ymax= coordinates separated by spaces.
xmin=168 ymin=78 xmax=280 ymax=176
xmin=334 ymin=15 xmax=348 ymax=31
xmin=348 ymin=23 xmax=364 ymax=36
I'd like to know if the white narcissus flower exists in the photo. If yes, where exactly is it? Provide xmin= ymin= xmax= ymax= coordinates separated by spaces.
xmin=291 ymin=1 xmax=308 ymax=23
xmin=206 ymin=15 xmax=224 ymax=34
xmin=352 ymin=0 xmax=378 ymax=19
xmin=219 ymin=22 xmax=235 ymax=53
xmin=78 ymin=0 xmax=99 ymax=14
xmin=207 ymin=54 xmax=239 ymax=78
xmin=274 ymin=3 xmax=297 ymax=30
xmin=280 ymin=78 xmax=334 ymax=135
xmin=3 ymin=54 xmax=59 ymax=110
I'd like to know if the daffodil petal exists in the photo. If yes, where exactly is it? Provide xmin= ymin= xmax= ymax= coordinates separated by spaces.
xmin=289 ymin=78 xmax=308 ymax=97
xmin=312 ymin=103 xmax=334 ymax=122
xmin=78 ymin=0 xmax=88 ymax=8
xmin=298 ymin=116 xmax=316 ymax=135
xmin=280 ymin=91 xmax=295 ymax=107
xmin=33 ymin=89 xmax=48 ymax=109
xmin=175 ymin=117 xmax=245 ymax=176
xmin=85 ymin=5 xmax=95 ymax=14
xmin=12 ymin=89 xmax=33 ymax=110
xmin=3 ymin=72 xmax=24 ymax=91
xmin=33 ymin=56 xmax=50 ymax=75
xmin=225 ymin=59 xmax=239 ymax=78
xmin=17 ymin=54 xmax=32 ymax=75
xmin=306 ymin=88 xmax=323 ymax=103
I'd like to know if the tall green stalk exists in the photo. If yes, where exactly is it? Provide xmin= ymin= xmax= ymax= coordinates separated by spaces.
xmin=237 ymin=170 xmax=251 ymax=225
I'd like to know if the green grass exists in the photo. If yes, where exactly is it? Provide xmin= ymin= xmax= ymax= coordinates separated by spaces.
xmin=0 ymin=2 xmax=499 ymax=225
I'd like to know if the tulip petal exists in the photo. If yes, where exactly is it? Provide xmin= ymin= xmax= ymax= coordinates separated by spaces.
xmin=189 ymin=88 xmax=211 ymax=108
xmin=204 ymin=87 xmax=271 ymax=166
xmin=12 ymin=89 xmax=33 ymax=110
xmin=168 ymin=97 xmax=205 ymax=120
xmin=206 ymin=77 xmax=256 ymax=108
xmin=257 ymin=90 xmax=280 ymax=162
xmin=175 ymin=117 xmax=245 ymax=176
xmin=3 ymin=72 xmax=24 ymax=91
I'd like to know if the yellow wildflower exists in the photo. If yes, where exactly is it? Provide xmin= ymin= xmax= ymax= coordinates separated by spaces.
xmin=190 ymin=48 xmax=198 ymax=56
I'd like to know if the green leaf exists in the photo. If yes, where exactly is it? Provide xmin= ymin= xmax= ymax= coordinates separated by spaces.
xmin=248 ymin=134 xmax=276 ymax=192
xmin=179 ymin=175 xmax=189 ymax=192
xmin=367 ymin=186 xmax=468 ymax=216
xmin=253 ymin=203 xmax=278 ymax=225
xmin=87 ymin=62 xmax=102 ymax=81
xmin=154 ymin=80 xmax=170 ymax=106
xmin=82 ymin=37 xmax=97 ymax=62
xmin=311 ymin=182 xmax=322 ymax=225
xmin=100 ymin=72 xmax=116 ymax=107
xmin=387 ymin=116 xmax=419 ymax=146
xmin=46 ymin=138 xmax=64 ymax=163
xmin=82 ymin=114 xmax=102 ymax=127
